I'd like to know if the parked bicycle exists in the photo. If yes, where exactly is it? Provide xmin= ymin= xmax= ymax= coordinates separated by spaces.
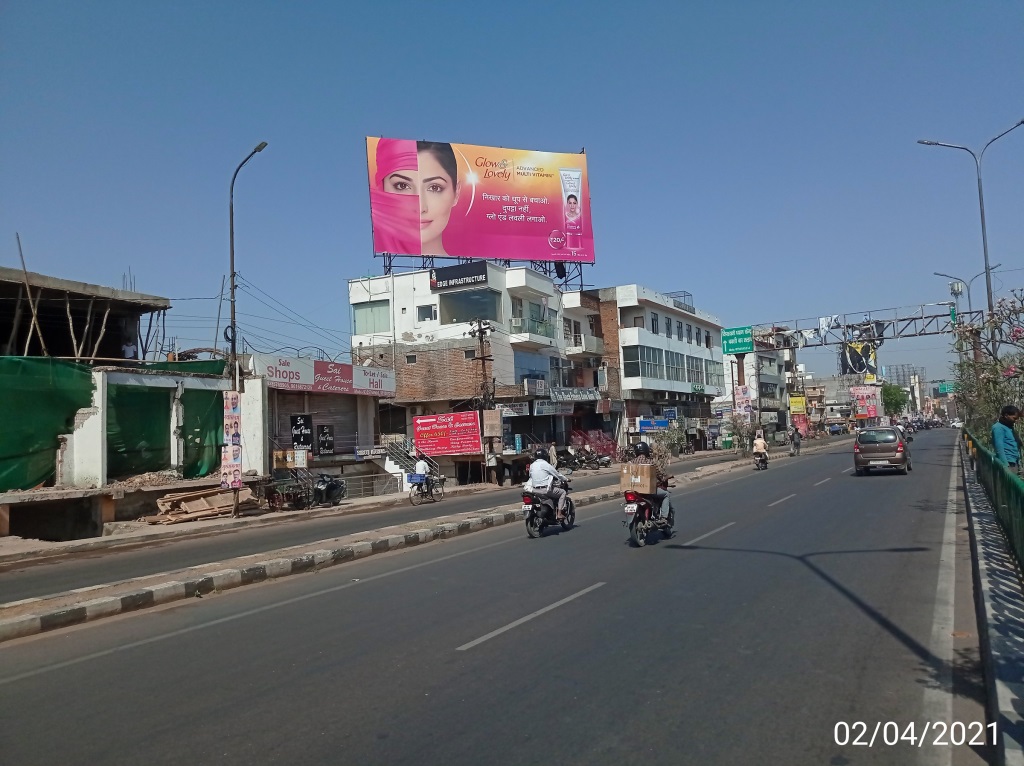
xmin=408 ymin=473 xmax=446 ymax=505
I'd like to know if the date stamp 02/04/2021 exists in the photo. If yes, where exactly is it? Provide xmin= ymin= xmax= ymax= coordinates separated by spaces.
xmin=834 ymin=721 xmax=997 ymax=748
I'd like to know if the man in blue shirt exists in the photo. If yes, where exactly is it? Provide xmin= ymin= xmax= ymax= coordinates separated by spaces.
xmin=992 ymin=405 xmax=1022 ymax=470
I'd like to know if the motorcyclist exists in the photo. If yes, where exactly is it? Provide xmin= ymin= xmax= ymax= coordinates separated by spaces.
xmin=630 ymin=442 xmax=674 ymax=524
xmin=752 ymin=434 xmax=769 ymax=466
xmin=529 ymin=448 xmax=569 ymax=520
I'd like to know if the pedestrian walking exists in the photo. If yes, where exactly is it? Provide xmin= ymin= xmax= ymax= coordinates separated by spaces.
xmin=992 ymin=405 xmax=1022 ymax=473
xmin=790 ymin=426 xmax=802 ymax=457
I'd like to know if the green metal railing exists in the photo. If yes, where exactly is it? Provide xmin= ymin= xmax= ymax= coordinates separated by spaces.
xmin=966 ymin=428 xmax=1024 ymax=571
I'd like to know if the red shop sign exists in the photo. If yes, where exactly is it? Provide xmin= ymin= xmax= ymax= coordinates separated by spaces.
xmin=413 ymin=412 xmax=482 ymax=456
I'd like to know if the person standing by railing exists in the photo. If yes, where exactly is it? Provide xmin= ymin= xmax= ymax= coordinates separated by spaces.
xmin=992 ymin=405 xmax=1022 ymax=473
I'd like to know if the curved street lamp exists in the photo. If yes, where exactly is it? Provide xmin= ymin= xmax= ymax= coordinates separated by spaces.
xmin=918 ymin=118 xmax=1024 ymax=341
xmin=933 ymin=264 xmax=1001 ymax=316
xmin=229 ymin=141 xmax=268 ymax=391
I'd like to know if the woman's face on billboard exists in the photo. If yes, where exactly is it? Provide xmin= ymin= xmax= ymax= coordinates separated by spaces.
xmin=381 ymin=151 xmax=459 ymax=250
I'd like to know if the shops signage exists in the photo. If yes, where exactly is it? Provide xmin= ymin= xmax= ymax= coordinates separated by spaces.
xmin=251 ymin=354 xmax=396 ymax=397
xmin=413 ymin=412 xmax=483 ymax=455
xmin=548 ymin=386 xmax=601 ymax=402
xmin=722 ymin=326 xmax=754 ymax=355
xmin=483 ymin=409 xmax=502 ymax=438
xmin=523 ymin=378 xmax=548 ymax=397
xmin=317 ymin=425 xmax=335 ymax=456
xmin=663 ymin=407 xmax=678 ymax=420
xmin=290 ymin=414 xmax=314 ymax=451
xmin=533 ymin=399 xmax=574 ymax=416
xmin=610 ymin=399 xmax=625 ymax=412
xmin=789 ymin=395 xmax=806 ymax=415
xmin=691 ymin=384 xmax=705 ymax=394
xmin=639 ymin=418 xmax=670 ymax=433
xmin=355 ymin=446 xmax=389 ymax=458
xmin=429 ymin=261 xmax=489 ymax=289
xmin=497 ymin=402 xmax=530 ymax=416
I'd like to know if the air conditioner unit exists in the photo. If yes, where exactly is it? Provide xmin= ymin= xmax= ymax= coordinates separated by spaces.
xmin=409 ymin=406 xmax=422 ymax=416
xmin=510 ymin=318 xmax=523 ymax=330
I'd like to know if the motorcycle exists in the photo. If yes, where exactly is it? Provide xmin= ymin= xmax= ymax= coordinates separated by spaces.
xmin=313 ymin=473 xmax=347 ymax=506
xmin=623 ymin=480 xmax=674 ymax=547
xmin=522 ymin=477 xmax=575 ymax=538
xmin=577 ymin=452 xmax=612 ymax=470
xmin=754 ymin=452 xmax=769 ymax=471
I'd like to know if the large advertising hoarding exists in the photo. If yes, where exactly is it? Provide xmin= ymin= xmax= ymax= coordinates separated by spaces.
xmin=367 ymin=137 xmax=594 ymax=263
xmin=840 ymin=342 xmax=878 ymax=378
xmin=413 ymin=412 xmax=483 ymax=455
xmin=850 ymin=386 xmax=879 ymax=419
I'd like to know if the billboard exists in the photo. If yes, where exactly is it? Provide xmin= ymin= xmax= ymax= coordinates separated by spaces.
xmin=850 ymin=386 xmax=879 ymax=419
xmin=722 ymin=326 xmax=754 ymax=355
xmin=840 ymin=342 xmax=878 ymax=377
xmin=789 ymin=395 xmax=806 ymax=415
xmin=413 ymin=412 xmax=483 ymax=455
xmin=366 ymin=137 xmax=594 ymax=263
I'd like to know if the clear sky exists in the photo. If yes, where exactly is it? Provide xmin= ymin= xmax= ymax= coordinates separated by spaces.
xmin=2 ymin=1 xmax=1022 ymax=382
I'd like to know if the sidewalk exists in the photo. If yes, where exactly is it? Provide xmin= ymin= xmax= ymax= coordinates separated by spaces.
xmin=0 ymin=436 xmax=852 ymax=644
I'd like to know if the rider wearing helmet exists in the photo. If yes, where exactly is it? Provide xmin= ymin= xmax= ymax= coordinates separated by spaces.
xmin=630 ymin=441 xmax=674 ymax=524
xmin=529 ymin=447 xmax=569 ymax=519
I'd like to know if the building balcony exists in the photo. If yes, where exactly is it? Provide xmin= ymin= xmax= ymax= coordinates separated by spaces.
xmin=509 ymin=318 xmax=557 ymax=350
xmin=564 ymin=334 xmax=604 ymax=358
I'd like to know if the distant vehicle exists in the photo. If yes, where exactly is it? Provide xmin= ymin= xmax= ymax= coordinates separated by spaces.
xmin=853 ymin=427 xmax=913 ymax=475
xmin=950 ymin=419 xmax=964 ymax=429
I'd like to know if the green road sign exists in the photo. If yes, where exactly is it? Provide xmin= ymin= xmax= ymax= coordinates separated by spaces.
xmin=950 ymin=305 xmax=957 ymax=324
xmin=722 ymin=326 xmax=754 ymax=355
xmin=938 ymin=381 xmax=957 ymax=395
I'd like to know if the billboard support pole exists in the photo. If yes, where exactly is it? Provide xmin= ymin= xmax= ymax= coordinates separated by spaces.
xmin=470 ymin=318 xmax=494 ymax=483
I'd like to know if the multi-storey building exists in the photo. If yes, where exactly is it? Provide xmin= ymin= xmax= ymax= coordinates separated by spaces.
xmin=348 ymin=263 xmax=726 ymax=463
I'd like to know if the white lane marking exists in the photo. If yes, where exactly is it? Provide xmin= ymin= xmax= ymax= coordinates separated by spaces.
xmin=768 ymin=494 xmax=796 ymax=507
xmin=681 ymin=522 xmax=735 ymax=546
xmin=841 ymin=467 xmax=853 ymax=473
xmin=456 ymin=583 xmax=606 ymax=651
xmin=917 ymin=444 xmax=958 ymax=766
xmin=814 ymin=478 xmax=831 ymax=486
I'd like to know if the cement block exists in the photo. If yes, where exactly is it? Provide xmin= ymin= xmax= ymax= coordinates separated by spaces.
xmin=150 ymin=581 xmax=187 ymax=605
xmin=208 ymin=569 xmax=243 ymax=591
xmin=350 ymin=541 xmax=373 ymax=559
xmin=312 ymin=549 xmax=334 ymax=566
xmin=81 ymin=596 xmax=123 ymax=621
xmin=264 ymin=558 xmax=294 ymax=578
xmin=0 ymin=615 xmax=42 ymax=642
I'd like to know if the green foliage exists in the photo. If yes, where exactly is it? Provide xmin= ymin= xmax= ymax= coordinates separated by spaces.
xmin=881 ymin=382 xmax=909 ymax=417
xmin=725 ymin=414 xmax=755 ymax=455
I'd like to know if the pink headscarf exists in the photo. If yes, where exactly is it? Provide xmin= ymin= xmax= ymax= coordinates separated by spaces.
xmin=370 ymin=138 xmax=419 ymax=255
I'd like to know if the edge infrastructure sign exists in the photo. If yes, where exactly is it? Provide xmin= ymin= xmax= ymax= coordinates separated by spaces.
xmin=722 ymin=326 xmax=754 ymax=355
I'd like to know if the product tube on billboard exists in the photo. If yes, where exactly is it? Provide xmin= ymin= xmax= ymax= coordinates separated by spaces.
xmin=559 ymin=168 xmax=583 ymax=250
xmin=366 ymin=137 xmax=595 ymax=263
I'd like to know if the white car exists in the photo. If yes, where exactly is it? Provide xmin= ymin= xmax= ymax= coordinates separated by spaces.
xmin=950 ymin=419 xmax=963 ymax=429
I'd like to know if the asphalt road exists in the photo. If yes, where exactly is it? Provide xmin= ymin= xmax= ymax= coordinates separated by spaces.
xmin=0 ymin=452 xmax=738 ymax=603
xmin=0 ymin=430 xmax=981 ymax=765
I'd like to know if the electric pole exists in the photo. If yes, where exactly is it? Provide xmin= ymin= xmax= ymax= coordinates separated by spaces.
xmin=469 ymin=318 xmax=494 ymax=482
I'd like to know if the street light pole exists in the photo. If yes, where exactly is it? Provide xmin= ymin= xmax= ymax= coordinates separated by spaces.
xmin=933 ymin=265 xmax=1001 ymax=317
xmin=918 ymin=118 xmax=1024 ymax=351
xmin=227 ymin=141 xmax=267 ymax=517
xmin=229 ymin=141 xmax=268 ymax=392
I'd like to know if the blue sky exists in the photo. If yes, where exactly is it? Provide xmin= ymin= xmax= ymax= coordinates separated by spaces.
xmin=2 ymin=1 xmax=1022 ymax=382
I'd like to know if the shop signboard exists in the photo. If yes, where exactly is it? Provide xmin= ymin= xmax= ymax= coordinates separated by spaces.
xmin=497 ymin=401 xmax=530 ymax=416
xmin=663 ymin=407 xmax=678 ymax=420
xmin=355 ymin=446 xmax=389 ymax=458
xmin=722 ymin=326 xmax=754 ymax=355
xmin=534 ymin=399 xmax=574 ymax=416
xmin=523 ymin=378 xmax=549 ymax=397
xmin=317 ymin=425 xmax=335 ymax=456
xmin=789 ymin=395 xmax=806 ymax=415
xmin=367 ymin=137 xmax=594 ymax=263
xmin=610 ymin=400 xmax=625 ymax=412
xmin=483 ymin=409 xmax=502 ymax=438
xmin=290 ymin=414 xmax=314 ymax=451
xmin=549 ymin=386 xmax=601 ymax=402
xmin=250 ymin=354 xmax=396 ymax=397
xmin=639 ymin=418 xmax=670 ymax=433
xmin=413 ymin=412 xmax=483 ymax=455
xmin=429 ymin=261 xmax=488 ymax=289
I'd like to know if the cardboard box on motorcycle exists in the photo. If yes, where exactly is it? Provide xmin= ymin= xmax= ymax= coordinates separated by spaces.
xmin=620 ymin=463 xmax=658 ymax=494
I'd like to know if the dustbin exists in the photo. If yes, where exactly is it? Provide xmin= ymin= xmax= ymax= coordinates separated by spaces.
xmin=721 ymin=437 xmax=734 ymax=449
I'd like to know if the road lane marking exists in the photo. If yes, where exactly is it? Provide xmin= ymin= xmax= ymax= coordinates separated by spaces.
xmin=681 ymin=522 xmax=735 ymax=546
xmin=841 ymin=468 xmax=853 ymax=473
xmin=768 ymin=494 xmax=796 ymax=507
xmin=814 ymin=478 xmax=831 ymax=486
xmin=456 ymin=583 xmax=606 ymax=651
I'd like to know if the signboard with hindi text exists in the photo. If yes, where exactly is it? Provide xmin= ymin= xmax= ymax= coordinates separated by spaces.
xmin=413 ymin=412 xmax=483 ymax=455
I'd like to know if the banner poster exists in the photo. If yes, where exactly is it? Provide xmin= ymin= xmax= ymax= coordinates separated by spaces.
xmin=789 ymin=395 xmax=807 ymax=415
xmin=221 ymin=390 xmax=242 ymax=489
xmin=367 ymin=137 xmax=594 ymax=263
xmin=290 ymin=414 xmax=315 ymax=451
xmin=840 ymin=342 xmax=878 ymax=376
xmin=733 ymin=385 xmax=753 ymax=423
xmin=413 ymin=412 xmax=483 ymax=455
xmin=850 ymin=386 xmax=879 ymax=419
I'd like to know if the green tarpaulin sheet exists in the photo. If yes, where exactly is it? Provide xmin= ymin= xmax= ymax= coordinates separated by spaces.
xmin=106 ymin=384 xmax=172 ymax=479
xmin=0 ymin=357 xmax=95 ymax=492
xmin=181 ymin=388 xmax=223 ymax=479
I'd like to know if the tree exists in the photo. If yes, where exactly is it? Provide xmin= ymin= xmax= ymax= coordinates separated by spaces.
xmin=881 ymin=382 xmax=909 ymax=418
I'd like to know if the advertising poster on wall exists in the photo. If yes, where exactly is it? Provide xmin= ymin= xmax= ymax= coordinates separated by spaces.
xmin=413 ymin=412 xmax=483 ymax=455
xmin=367 ymin=137 xmax=594 ymax=263
xmin=850 ymin=386 xmax=879 ymax=419
xmin=734 ymin=385 xmax=753 ymax=423
xmin=221 ymin=391 xmax=242 ymax=489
